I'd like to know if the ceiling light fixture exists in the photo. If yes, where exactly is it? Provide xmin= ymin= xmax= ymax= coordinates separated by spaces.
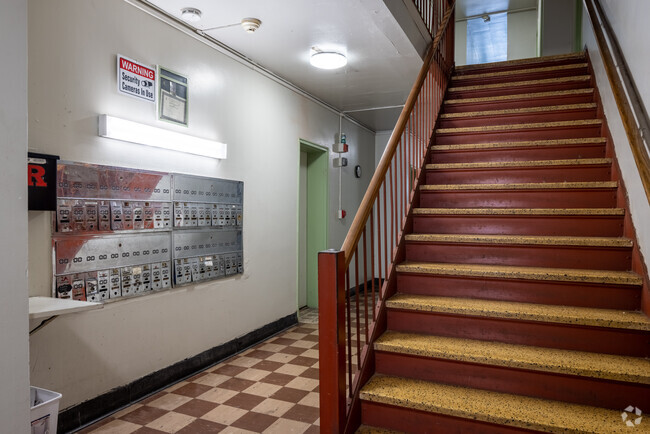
xmin=241 ymin=18 xmax=262 ymax=33
xmin=310 ymin=51 xmax=347 ymax=70
xmin=181 ymin=7 xmax=202 ymax=23
xmin=98 ymin=115 xmax=227 ymax=159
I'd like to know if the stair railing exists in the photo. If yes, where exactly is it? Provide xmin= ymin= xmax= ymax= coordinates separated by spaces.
xmin=318 ymin=1 xmax=455 ymax=432
xmin=583 ymin=0 xmax=650 ymax=203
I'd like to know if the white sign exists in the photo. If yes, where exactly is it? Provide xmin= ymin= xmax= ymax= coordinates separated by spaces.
xmin=117 ymin=54 xmax=156 ymax=103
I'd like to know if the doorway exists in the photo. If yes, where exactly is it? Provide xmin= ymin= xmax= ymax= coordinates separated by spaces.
xmin=298 ymin=140 xmax=328 ymax=309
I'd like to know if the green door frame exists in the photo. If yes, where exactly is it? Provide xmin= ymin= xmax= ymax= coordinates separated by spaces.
xmin=297 ymin=139 xmax=329 ymax=309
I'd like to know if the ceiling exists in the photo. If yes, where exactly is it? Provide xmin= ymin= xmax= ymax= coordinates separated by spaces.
xmin=456 ymin=0 xmax=538 ymax=20
xmin=138 ymin=0 xmax=539 ymax=132
xmin=143 ymin=0 xmax=427 ymax=132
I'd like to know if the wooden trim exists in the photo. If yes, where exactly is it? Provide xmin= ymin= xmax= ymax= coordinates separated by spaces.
xmin=583 ymin=0 xmax=650 ymax=203
xmin=341 ymin=1 xmax=456 ymax=266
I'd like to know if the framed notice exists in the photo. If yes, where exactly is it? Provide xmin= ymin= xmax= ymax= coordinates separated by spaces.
xmin=158 ymin=67 xmax=189 ymax=126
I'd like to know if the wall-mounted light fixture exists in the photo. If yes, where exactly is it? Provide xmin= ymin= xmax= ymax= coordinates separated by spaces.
xmin=98 ymin=115 xmax=227 ymax=159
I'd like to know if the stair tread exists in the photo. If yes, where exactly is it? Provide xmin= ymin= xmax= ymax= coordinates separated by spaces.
xmin=431 ymin=137 xmax=606 ymax=151
xmin=448 ymin=75 xmax=591 ymax=93
xmin=376 ymin=331 xmax=650 ymax=384
xmin=420 ymin=181 xmax=617 ymax=191
xmin=440 ymin=103 xmax=597 ymax=119
xmin=436 ymin=119 xmax=602 ymax=135
xmin=445 ymin=88 xmax=594 ymax=105
xmin=404 ymin=234 xmax=632 ymax=248
xmin=396 ymin=261 xmax=643 ymax=286
xmin=452 ymin=63 xmax=589 ymax=81
xmin=426 ymin=157 xmax=610 ymax=170
xmin=413 ymin=207 xmax=625 ymax=215
xmin=356 ymin=426 xmax=403 ymax=434
xmin=387 ymin=294 xmax=650 ymax=330
xmin=360 ymin=375 xmax=633 ymax=433
xmin=455 ymin=52 xmax=586 ymax=73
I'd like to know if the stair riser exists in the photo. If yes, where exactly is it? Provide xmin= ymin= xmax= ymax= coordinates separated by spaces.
xmin=396 ymin=274 xmax=640 ymax=310
xmin=419 ymin=189 xmax=617 ymax=209
xmin=451 ymin=66 xmax=590 ymax=87
xmin=443 ymin=93 xmax=594 ymax=113
xmin=413 ymin=215 xmax=624 ymax=237
xmin=430 ymin=145 xmax=606 ymax=163
xmin=361 ymin=401 xmax=534 ymax=434
xmin=434 ymin=125 xmax=602 ymax=145
xmin=425 ymin=166 xmax=612 ymax=184
xmin=375 ymin=352 xmax=650 ymax=410
xmin=447 ymin=81 xmax=591 ymax=100
xmin=404 ymin=243 xmax=631 ymax=271
xmin=454 ymin=57 xmax=586 ymax=76
xmin=387 ymin=310 xmax=650 ymax=357
xmin=438 ymin=108 xmax=598 ymax=129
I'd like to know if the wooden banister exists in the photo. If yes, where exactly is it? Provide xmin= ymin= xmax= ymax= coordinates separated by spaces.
xmin=318 ymin=250 xmax=346 ymax=434
xmin=341 ymin=1 xmax=455 ymax=265
xmin=318 ymin=2 xmax=456 ymax=431
xmin=584 ymin=0 xmax=650 ymax=203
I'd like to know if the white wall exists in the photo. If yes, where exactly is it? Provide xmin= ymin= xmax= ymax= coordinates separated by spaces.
xmin=507 ymin=10 xmax=538 ymax=61
xmin=542 ymin=0 xmax=577 ymax=56
xmin=581 ymin=1 xmax=650 ymax=277
xmin=375 ymin=130 xmax=393 ymax=168
xmin=454 ymin=10 xmax=538 ymax=67
xmin=0 ymin=0 xmax=31 ymax=431
xmin=27 ymin=0 xmax=374 ymax=409
xmin=598 ymin=0 xmax=650 ymax=120
xmin=454 ymin=20 xmax=468 ymax=66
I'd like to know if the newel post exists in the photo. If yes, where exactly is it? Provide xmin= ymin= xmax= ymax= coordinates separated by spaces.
xmin=318 ymin=249 xmax=346 ymax=433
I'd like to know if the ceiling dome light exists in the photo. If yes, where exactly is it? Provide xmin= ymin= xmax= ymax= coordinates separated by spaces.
xmin=310 ymin=52 xmax=347 ymax=70
xmin=241 ymin=18 xmax=262 ymax=33
xmin=181 ymin=7 xmax=202 ymax=22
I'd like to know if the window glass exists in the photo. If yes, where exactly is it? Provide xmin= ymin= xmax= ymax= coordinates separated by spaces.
xmin=467 ymin=12 xmax=507 ymax=65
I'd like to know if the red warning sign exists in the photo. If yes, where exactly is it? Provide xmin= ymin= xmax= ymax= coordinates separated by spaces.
xmin=117 ymin=54 xmax=156 ymax=103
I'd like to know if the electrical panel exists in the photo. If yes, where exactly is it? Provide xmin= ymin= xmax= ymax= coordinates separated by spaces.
xmin=52 ymin=162 xmax=244 ymax=302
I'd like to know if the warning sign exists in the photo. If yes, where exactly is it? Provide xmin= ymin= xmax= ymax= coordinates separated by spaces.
xmin=117 ymin=54 xmax=156 ymax=103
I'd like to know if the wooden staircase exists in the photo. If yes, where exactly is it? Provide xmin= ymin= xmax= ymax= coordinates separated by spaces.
xmin=357 ymin=52 xmax=650 ymax=432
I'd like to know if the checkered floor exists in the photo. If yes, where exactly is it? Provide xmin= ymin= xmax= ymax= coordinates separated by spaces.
xmin=80 ymin=310 xmax=321 ymax=434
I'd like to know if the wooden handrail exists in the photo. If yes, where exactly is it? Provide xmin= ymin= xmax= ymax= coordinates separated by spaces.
xmin=584 ymin=0 xmax=650 ymax=203
xmin=341 ymin=0 xmax=455 ymax=265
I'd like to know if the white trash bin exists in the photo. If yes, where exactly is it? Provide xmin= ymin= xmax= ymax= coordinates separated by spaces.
xmin=30 ymin=386 xmax=62 ymax=434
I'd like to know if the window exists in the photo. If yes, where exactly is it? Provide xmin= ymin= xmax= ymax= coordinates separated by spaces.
xmin=467 ymin=12 xmax=507 ymax=65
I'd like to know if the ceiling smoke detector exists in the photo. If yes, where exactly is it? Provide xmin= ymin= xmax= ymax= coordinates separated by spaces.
xmin=181 ymin=7 xmax=202 ymax=22
xmin=241 ymin=18 xmax=262 ymax=33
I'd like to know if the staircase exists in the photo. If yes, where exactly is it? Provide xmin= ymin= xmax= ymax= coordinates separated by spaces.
xmin=357 ymin=53 xmax=650 ymax=432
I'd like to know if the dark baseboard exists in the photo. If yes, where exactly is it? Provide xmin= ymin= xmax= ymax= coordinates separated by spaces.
xmin=60 ymin=312 xmax=298 ymax=433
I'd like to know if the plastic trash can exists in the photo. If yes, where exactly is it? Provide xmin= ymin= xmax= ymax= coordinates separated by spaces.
xmin=30 ymin=386 xmax=62 ymax=434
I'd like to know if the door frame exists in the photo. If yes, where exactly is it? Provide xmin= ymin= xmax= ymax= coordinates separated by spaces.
xmin=297 ymin=139 xmax=329 ymax=310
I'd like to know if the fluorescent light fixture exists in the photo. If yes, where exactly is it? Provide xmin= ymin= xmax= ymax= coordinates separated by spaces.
xmin=181 ymin=7 xmax=202 ymax=22
xmin=310 ymin=51 xmax=347 ymax=70
xmin=98 ymin=115 xmax=227 ymax=159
